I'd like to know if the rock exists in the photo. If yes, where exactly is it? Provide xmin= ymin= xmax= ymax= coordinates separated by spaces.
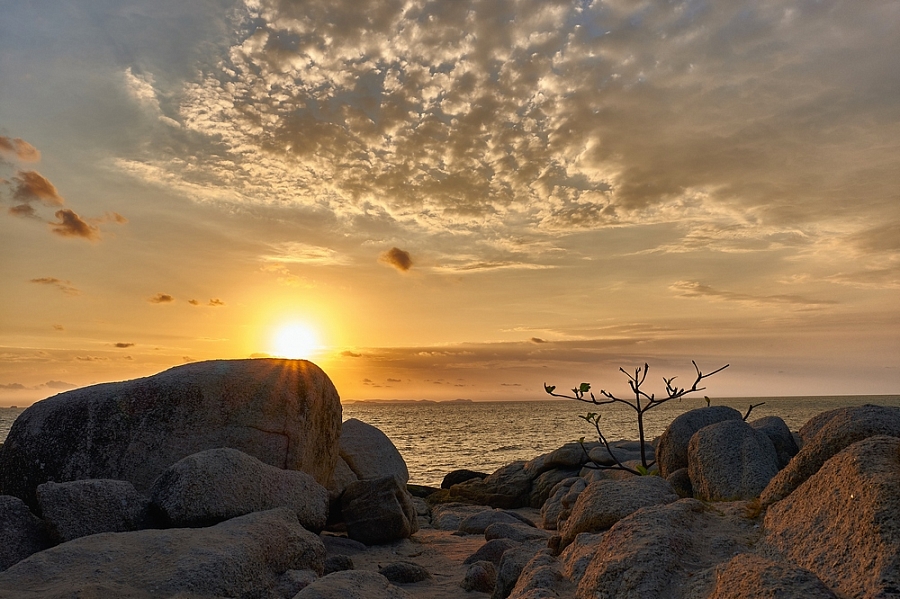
xmin=576 ymin=498 xmax=757 ymax=599
xmin=407 ymin=484 xmax=440 ymax=498
xmin=587 ymin=440 xmax=653 ymax=467
xmin=459 ymin=508 xmax=535 ymax=535
xmin=321 ymin=534 xmax=367 ymax=556
xmin=508 ymin=549 xmax=573 ymax=599
xmin=430 ymin=502 xmax=489 ymax=531
xmin=149 ymin=447 xmax=329 ymax=531
xmin=462 ymin=560 xmax=497 ymax=593
xmin=764 ymin=436 xmax=900 ymax=599
xmin=324 ymin=554 xmax=354 ymax=574
xmin=327 ymin=456 xmax=359 ymax=500
xmin=485 ymin=522 xmax=553 ymax=543
xmin=464 ymin=538 xmax=521 ymax=566
xmin=378 ymin=561 xmax=431 ymax=583
xmin=523 ymin=442 xmax=597 ymax=477
xmin=760 ymin=404 xmax=900 ymax=506
xmin=339 ymin=419 xmax=409 ymax=484
xmin=341 ymin=476 xmax=418 ymax=545
xmin=275 ymin=569 xmax=319 ymax=597
xmin=0 ymin=495 xmax=49 ymax=571
xmin=687 ymin=420 xmax=780 ymax=501
xmin=493 ymin=542 xmax=547 ymax=599
xmin=666 ymin=467 xmax=693 ymax=498
xmin=528 ymin=468 xmax=580 ymax=509
xmin=655 ymin=406 xmax=743 ymax=477
xmin=558 ymin=532 xmax=604 ymax=584
xmin=750 ymin=416 xmax=799 ymax=469
xmin=0 ymin=507 xmax=325 ymax=598
xmin=442 ymin=469 xmax=489 ymax=489
xmin=0 ymin=359 xmax=342 ymax=509
xmin=36 ymin=479 xmax=149 ymax=543
xmin=441 ymin=462 xmax=534 ymax=509
xmin=294 ymin=570 xmax=413 ymax=599
xmin=560 ymin=476 xmax=678 ymax=548
xmin=707 ymin=553 xmax=838 ymax=599
xmin=541 ymin=477 xmax=585 ymax=530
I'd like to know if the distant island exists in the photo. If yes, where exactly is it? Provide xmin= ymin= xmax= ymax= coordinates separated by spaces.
xmin=342 ymin=398 xmax=474 ymax=405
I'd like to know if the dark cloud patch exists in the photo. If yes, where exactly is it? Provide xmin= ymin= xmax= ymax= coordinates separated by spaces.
xmin=114 ymin=342 xmax=134 ymax=348
xmin=500 ymin=383 xmax=522 ymax=387
xmin=9 ymin=203 xmax=37 ymax=218
xmin=386 ymin=378 xmax=401 ymax=383
xmin=44 ymin=380 xmax=76 ymax=390
xmin=208 ymin=298 xmax=225 ymax=306
xmin=380 ymin=247 xmax=413 ymax=272
xmin=30 ymin=277 xmax=79 ymax=296
xmin=0 ymin=136 xmax=40 ymax=162
xmin=530 ymin=337 xmax=547 ymax=344
xmin=50 ymin=209 xmax=100 ymax=240
xmin=12 ymin=171 xmax=64 ymax=206
xmin=342 ymin=350 xmax=362 ymax=358
xmin=850 ymin=222 xmax=900 ymax=254
xmin=100 ymin=212 xmax=129 ymax=224
xmin=148 ymin=293 xmax=174 ymax=304
xmin=182 ymin=356 xmax=195 ymax=362
xmin=188 ymin=299 xmax=200 ymax=305
xmin=52 ymin=324 xmax=64 ymax=331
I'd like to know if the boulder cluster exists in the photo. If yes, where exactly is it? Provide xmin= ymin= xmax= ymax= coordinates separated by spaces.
xmin=1 ymin=358 xmax=898 ymax=599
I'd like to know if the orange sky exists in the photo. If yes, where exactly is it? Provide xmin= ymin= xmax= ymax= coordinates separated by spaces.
xmin=2 ymin=0 xmax=899 ymax=406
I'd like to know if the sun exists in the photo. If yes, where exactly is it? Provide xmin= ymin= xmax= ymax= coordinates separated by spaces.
xmin=271 ymin=323 xmax=320 ymax=359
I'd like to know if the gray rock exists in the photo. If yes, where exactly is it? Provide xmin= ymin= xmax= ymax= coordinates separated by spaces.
xmin=378 ymin=561 xmax=431 ymax=583
xmin=485 ymin=522 xmax=553 ymax=543
xmin=492 ymin=542 xmax=547 ymax=599
xmin=324 ymin=554 xmax=354 ymax=574
xmin=275 ymin=569 xmax=319 ymax=597
xmin=587 ymin=440 xmax=653 ymax=467
xmin=441 ymin=469 xmax=489 ymax=489
xmin=523 ymin=442 xmax=597 ymax=477
xmin=321 ymin=534 xmax=367 ymax=556
xmin=464 ymin=538 xmax=521 ymax=566
xmin=341 ymin=476 xmax=418 ymax=545
xmin=294 ymin=570 xmax=412 ymax=599
xmin=707 ymin=553 xmax=838 ymax=599
xmin=528 ymin=468 xmax=581 ymax=509
xmin=462 ymin=560 xmax=497 ymax=593
xmin=150 ymin=447 xmax=329 ymax=530
xmin=666 ymin=467 xmax=693 ymax=498
xmin=558 ymin=532 xmax=604 ymax=584
xmin=560 ymin=476 xmax=678 ymax=548
xmin=761 ymin=404 xmax=900 ymax=506
xmin=459 ymin=508 xmax=535 ymax=535
xmin=540 ymin=477 xmax=585 ymax=531
xmin=764 ymin=436 xmax=900 ymax=599
xmin=508 ymin=550 xmax=572 ymax=599
xmin=655 ymin=406 xmax=743 ymax=477
xmin=36 ymin=479 xmax=149 ymax=542
xmin=0 ymin=359 xmax=342 ymax=510
xmin=0 ymin=495 xmax=49 ymax=571
xmin=339 ymin=419 xmax=409 ymax=484
xmin=430 ymin=502 xmax=489 ymax=531
xmin=327 ymin=456 xmax=358 ymax=501
xmin=0 ymin=507 xmax=325 ymax=598
xmin=444 ymin=461 xmax=534 ymax=509
xmin=687 ymin=420 xmax=780 ymax=501
xmin=750 ymin=416 xmax=799 ymax=469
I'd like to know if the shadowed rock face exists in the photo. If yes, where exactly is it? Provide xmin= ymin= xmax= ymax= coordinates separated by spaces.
xmin=0 ymin=359 xmax=342 ymax=509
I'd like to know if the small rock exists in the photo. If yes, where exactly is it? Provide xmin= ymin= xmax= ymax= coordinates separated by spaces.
xmin=492 ymin=542 xmax=547 ymax=599
xmin=666 ymin=467 xmax=693 ymax=498
xmin=442 ymin=469 xmax=489 ymax=489
xmin=485 ymin=522 xmax=553 ymax=543
xmin=508 ymin=550 xmax=571 ymax=599
xmin=464 ymin=538 xmax=521 ymax=566
xmin=459 ymin=509 xmax=535 ymax=535
xmin=294 ymin=570 xmax=412 ymax=599
xmin=430 ymin=502 xmax=491 ymax=531
xmin=320 ymin=534 xmax=367 ymax=555
xmin=274 ymin=569 xmax=319 ymax=597
xmin=0 ymin=495 xmax=49 ymax=571
xmin=540 ymin=477 xmax=585 ymax=531
xmin=528 ymin=468 xmax=580 ymax=509
xmin=340 ymin=419 xmax=410 ymax=484
xmin=462 ymin=560 xmax=497 ymax=593
xmin=378 ymin=561 xmax=431 ymax=583
xmin=324 ymin=554 xmax=354 ymax=574
xmin=750 ymin=416 xmax=799 ymax=469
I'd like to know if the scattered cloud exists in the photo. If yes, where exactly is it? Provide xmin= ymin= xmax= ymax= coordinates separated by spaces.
xmin=30 ymin=277 xmax=80 ymax=296
xmin=380 ymin=247 xmax=413 ymax=272
xmin=114 ymin=342 xmax=134 ymax=348
xmin=182 ymin=356 xmax=195 ymax=362
xmin=260 ymin=242 xmax=349 ymax=266
xmin=52 ymin=324 xmax=64 ymax=331
xmin=124 ymin=68 xmax=180 ymax=128
xmin=148 ymin=293 xmax=174 ymax=304
xmin=386 ymin=378 xmax=401 ymax=383
xmin=188 ymin=299 xmax=200 ymax=305
xmin=44 ymin=380 xmax=76 ymax=390
xmin=208 ymin=298 xmax=225 ymax=306
xmin=12 ymin=171 xmax=64 ymax=206
xmin=0 ymin=383 xmax=26 ymax=390
xmin=530 ymin=337 xmax=548 ymax=344
xmin=49 ymin=209 xmax=100 ymax=240
xmin=0 ymin=136 xmax=40 ymax=162
xmin=669 ymin=281 xmax=839 ymax=308
xmin=341 ymin=350 xmax=363 ymax=358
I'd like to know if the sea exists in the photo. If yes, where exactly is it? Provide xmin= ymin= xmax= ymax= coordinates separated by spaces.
xmin=3 ymin=394 xmax=899 ymax=487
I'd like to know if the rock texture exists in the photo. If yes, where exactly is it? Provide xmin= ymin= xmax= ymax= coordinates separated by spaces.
xmin=707 ymin=553 xmax=838 ymax=599
xmin=541 ymin=477 xmax=586 ymax=530
xmin=0 ymin=508 xmax=325 ymax=599
xmin=749 ymin=416 xmax=799 ymax=468
xmin=150 ymin=447 xmax=329 ymax=530
xmin=339 ymin=418 xmax=409 ymax=484
xmin=764 ymin=435 xmax=900 ymax=599
xmin=687 ymin=419 xmax=780 ymax=501
xmin=458 ymin=508 xmax=535 ymax=535
xmin=760 ymin=404 xmax=900 ymax=506
xmin=0 ymin=495 xmax=48 ymax=571
xmin=436 ymin=461 xmax=533 ymax=509
xmin=560 ymin=476 xmax=678 ymax=547
xmin=341 ymin=476 xmax=419 ymax=545
xmin=462 ymin=560 xmax=497 ymax=592
xmin=36 ymin=479 xmax=148 ymax=542
xmin=294 ymin=570 xmax=412 ymax=599
xmin=655 ymin=406 xmax=743 ymax=477
xmin=0 ymin=359 xmax=342 ymax=509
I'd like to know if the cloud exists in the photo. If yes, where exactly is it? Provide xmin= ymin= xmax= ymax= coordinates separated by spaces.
xmin=530 ymin=337 xmax=548 ymax=344
xmin=44 ymin=380 xmax=76 ymax=390
xmin=0 ymin=383 xmax=26 ymax=390
xmin=207 ymin=298 xmax=225 ymax=306
xmin=8 ymin=203 xmax=37 ymax=218
xmin=261 ymin=242 xmax=350 ymax=265
xmin=0 ymin=136 xmax=40 ymax=162
xmin=379 ymin=247 xmax=413 ymax=272
xmin=250 ymin=352 xmax=274 ymax=358
xmin=114 ymin=342 xmax=135 ymax=348
xmin=148 ymin=293 xmax=174 ymax=304
xmin=188 ymin=299 xmax=200 ymax=305
xmin=52 ymin=324 xmax=64 ymax=331
xmin=49 ymin=209 xmax=100 ymax=240
xmin=30 ymin=277 xmax=80 ymax=296
xmin=341 ymin=350 xmax=362 ymax=358
xmin=386 ymin=378 xmax=401 ymax=383
xmin=12 ymin=171 xmax=64 ymax=206
xmin=669 ymin=281 xmax=839 ymax=308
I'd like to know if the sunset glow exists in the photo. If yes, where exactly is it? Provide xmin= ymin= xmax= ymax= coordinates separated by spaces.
xmin=271 ymin=324 xmax=320 ymax=360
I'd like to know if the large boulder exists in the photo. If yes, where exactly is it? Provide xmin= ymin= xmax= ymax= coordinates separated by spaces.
xmin=559 ymin=476 xmax=678 ymax=548
xmin=655 ymin=406 xmax=743 ymax=477
xmin=541 ymin=477 xmax=586 ymax=530
xmin=528 ymin=467 xmax=581 ymax=509
xmin=687 ymin=420 xmax=780 ymax=501
xmin=0 ymin=496 xmax=49 ymax=571
xmin=340 ymin=476 xmax=418 ymax=545
xmin=707 ymin=553 xmax=838 ymax=599
xmin=493 ymin=542 xmax=548 ymax=599
xmin=0 ymin=359 xmax=342 ymax=509
xmin=294 ymin=570 xmax=412 ymax=599
xmin=0 ymin=507 xmax=325 ymax=599
xmin=760 ymin=404 xmax=900 ymax=506
xmin=36 ymin=479 xmax=149 ymax=542
xmin=150 ymin=447 xmax=329 ymax=530
xmin=339 ymin=419 xmax=409 ymax=484
xmin=764 ymin=435 xmax=900 ymax=599
xmin=508 ymin=550 xmax=573 ymax=599
xmin=749 ymin=416 xmax=799 ymax=469
xmin=435 ymin=461 xmax=534 ymax=509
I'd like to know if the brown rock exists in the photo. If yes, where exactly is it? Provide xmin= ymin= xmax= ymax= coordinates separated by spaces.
xmin=687 ymin=420 xmax=779 ymax=501
xmin=655 ymin=406 xmax=743 ymax=477
xmin=339 ymin=419 xmax=409 ymax=484
xmin=707 ymin=553 xmax=837 ymax=599
xmin=341 ymin=476 xmax=418 ymax=545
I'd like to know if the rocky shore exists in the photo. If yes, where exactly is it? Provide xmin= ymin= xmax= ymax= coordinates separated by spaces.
xmin=1 ymin=359 xmax=898 ymax=598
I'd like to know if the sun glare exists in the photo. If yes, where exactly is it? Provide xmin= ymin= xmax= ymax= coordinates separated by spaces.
xmin=272 ymin=323 xmax=320 ymax=359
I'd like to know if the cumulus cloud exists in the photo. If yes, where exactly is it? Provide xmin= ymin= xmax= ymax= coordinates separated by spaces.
xmin=0 ymin=136 xmax=41 ymax=162
xmin=49 ymin=209 xmax=100 ymax=240
xmin=30 ymin=277 xmax=80 ymax=296
xmin=379 ymin=247 xmax=413 ymax=271
xmin=12 ymin=171 xmax=64 ymax=206
xmin=148 ymin=293 xmax=175 ymax=303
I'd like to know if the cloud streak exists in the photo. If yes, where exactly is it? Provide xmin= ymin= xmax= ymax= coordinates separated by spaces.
xmin=30 ymin=277 xmax=80 ymax=296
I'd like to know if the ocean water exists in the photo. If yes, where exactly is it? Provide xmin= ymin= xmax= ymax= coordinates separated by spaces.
xmin=3 ymin=395 xmax=898 ymax=487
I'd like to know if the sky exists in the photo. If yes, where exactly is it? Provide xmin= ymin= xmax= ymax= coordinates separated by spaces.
xmin=1 ymin=0 xmax=899 ymax=406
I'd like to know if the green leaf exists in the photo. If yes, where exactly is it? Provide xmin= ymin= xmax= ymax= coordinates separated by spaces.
xmin=579 ymin=382 xmax=591 ymax=393
xmin=544 ymin=384 xmax=556 ymax=394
